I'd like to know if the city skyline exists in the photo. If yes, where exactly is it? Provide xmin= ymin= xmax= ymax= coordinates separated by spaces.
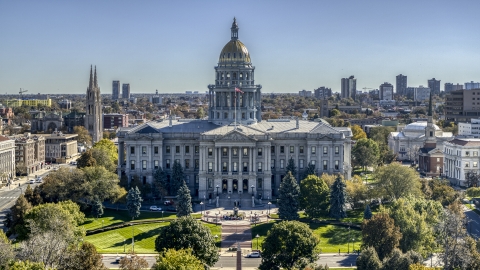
xmin=1 ymin=0 xmax=479 ymax=95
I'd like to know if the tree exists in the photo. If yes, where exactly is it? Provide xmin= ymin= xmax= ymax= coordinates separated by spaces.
xmin=364 ymin=204 xmax=372 ymax=220
xmin=6 ymin=194 xmax=32 ymax=235
xmin=329 ymin=176 xmax=347 ymax=220
xmin=176 ymin=181 xmax=192 ymax=217
xmin=8 ymin=260 xmax=46 ymax=270
xmin=381 ymin=249 xmax=423 ymax=270
xmin=24 ymin=184 xmax=43 ymax=206
xmin=60 ymin=242 xmax=107 ymax=270
xmin=278 ymin=172 xmax=300 ymax=220
xmin=119 ymin=252 xmax=149 ymax=270
xmin=362 ymin=213 xmax=402 ymax=260
xmin=154 ymin=248 xmax=204 ymax=270
xmin=76 ymin=150 xmax=97 ymax=168
xmin=171 ymin=161 xmax=184 ymax=195
xmin=126 ymin=187 xmax=143 ymax=220
xmin=466 ymin=171 xmax=480 ymax=187
xmin=352 ymin=125 xmax=367 ymax=140
xmin=155 ymin=216 xmax=219 ymax=266
xmin=74 ymin=126 xmax=92 ymax=146
xmin=93 ymin=139 xmax=118 ymax=165
xmin=302 ymin=163 xmax=316 ymax=179
xmin=286 ymin=157 xmax=297 ymax=178
xmin=16 ymin=162 xmax=27 ymax=176
xmin=0 ymin=230 xmax=15 ymax=269
xmin=91 ymin=200 xmax=104 ymax=218
xmin=90 ymin=147 xmax=116 ymax=172
xmin=352 ymin=138 xmax=379 ymax=170
xmin=259 ymin=221 xmax=319 ymax=270
xmin=153 ymin=167 xmax=169 ymax=200
xmin=373 ymin=162 xmax=421 ymax=201
xmin=195 ymin=107 xmax=205 ymax=119
xmin=356 ymin=246 xmax=382 ymax=270
xmin=299 ymin=175 xmax=329 ymax=218
xmin=345 ymin=175 xmax=368 ymax=209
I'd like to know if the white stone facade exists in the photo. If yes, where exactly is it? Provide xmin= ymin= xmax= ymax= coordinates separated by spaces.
xmin=0 ymin=136 xmax=15 ymax=182
xmin=444 ymin=139 xmax=480 ymax=186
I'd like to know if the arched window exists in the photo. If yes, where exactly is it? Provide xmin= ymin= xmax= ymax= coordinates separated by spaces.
xmin=227 ymin=73 xmax=230 ymax=79
xmin=224 ymin=112 xmax=228 ymax=119
xmin=240 ymin=73 xmax=243 ymax=79
xmin=221 ymin=73 xmax=224 ymax=79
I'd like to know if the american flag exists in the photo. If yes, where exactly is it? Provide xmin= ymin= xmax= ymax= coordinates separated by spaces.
xmin=235 ymin=87 xmax=244 ymax=94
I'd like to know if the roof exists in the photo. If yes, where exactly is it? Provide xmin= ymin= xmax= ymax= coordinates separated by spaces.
xmin=0 ymin=135 xmax=11 ymax=142
xmin=404 ymin=121 xmax=440 ymax=131
xmin=448 ymin=138 xmax=480 ymax=147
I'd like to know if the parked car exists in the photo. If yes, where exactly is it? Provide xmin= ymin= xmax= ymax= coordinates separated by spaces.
xmin=70 ymin=161 xmax=77 ymax=165
xmin=29 ymin=179 xmax=35 ymax=184
xmin=35 ymin=177 xmax=43 ymax=183
xmin=164 ymin=200 xmax=172 ymax=206
xmin=246 ymin=252 xmax=261 ymax=258
xmin=149 ymin=206 xmax=161 ymax=211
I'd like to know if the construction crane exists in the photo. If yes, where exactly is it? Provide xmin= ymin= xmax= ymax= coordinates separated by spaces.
xmin=362 ymin=87 xmax=373 ymax=91
xmin=19 ymin=88 xmax=28 ymax=98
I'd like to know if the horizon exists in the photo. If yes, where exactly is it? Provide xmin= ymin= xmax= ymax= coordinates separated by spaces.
xmin=1 ymin=0 xmax=479 ymax=95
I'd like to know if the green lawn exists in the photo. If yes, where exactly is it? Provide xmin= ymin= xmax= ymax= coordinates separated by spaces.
xmin=251 ymin=221 xmax=362 ymax=253
xmin=81 ymin=208 xmax=199 ymax=231
xmin=84 ymin=222 xmax=169 ymax=253
xmin=85 ymin=221 xmax=221 ymax=253
xmin=270 ymin=207 xmax=377 ymax=225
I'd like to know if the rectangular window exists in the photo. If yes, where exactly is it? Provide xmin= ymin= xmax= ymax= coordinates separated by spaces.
xmin=474 ymin=151 xmax=479 ymax=156
xmin=233 ymin=162 xmax=238 ymax=172
xmin=208 ymin=162 xmax=213 ymax=172
xmin=142 ymin=146 xmax=147 ymax=155
xmin=466 ymin=151 xmax=470 ymax=156
xmin=290 ymin=146 xmax=294 ymax=153
xmin=142 ymin=160 xmax=147 ymax=170
xmin=465 ymin=162 xmax=470 ymax=168
xmin=280 ymin=159 xmax=285 ymax=169
xmin=280 ymin=146 xmax=285 ymax=154
xmin=271 ymin=159 xmax=275 ymax=169
xmin=195 ymin=175 xmax=199 ymax=184
xmin=175 ymin=146 xmax=180 ymax=154
xmin=175 ymin=159 xmax=180 ymax=164
xmin=243 ymin=162 xmax=248 ymax=172
xmin=258 ymin=148 xmax=262 ymax=156
xmin=185 ymin=175 xmax=190 ymax=184
xmin=271 ymin=146 xmax=275 ymax=154
xmin=195 ymin=146 xmax=199 ymax=154
xmin=233 ymin=148 xmax=238 ymax=156
xmin=335 ymin=146 xmax=339 ymax=154
xmin=166 ymin=146 xmax=170 ymax=154
xmin=258 ymin=162 xmax=262 ymax=172
xmin=223 ymin=147 xmax=228 ymax=156
xmin=243 ymin=147 xmax=248 ymax=156
xmin=299 ymin=146 xmax=304 ymax=154
xmin=208 ymin=178 xmax=213 ymax=188
xmin=474 ymin=162 xmax=478 ymax=167
xmin=311 ymin=146 xmax=316 ymax=154
xmin=437 ymin=158 xmax=440 ymax=162
xmin=222 ymin=162 xmax=227 ymax=172
xmin=195 ymin=159 xmax=199 ymax=169
xmin=154 ymin=146 xmax=159 ymax=154
xmin=299 ymin=159 xmax=304 ymax=169
xmin=335 ymin=160 xmax=339 ymax=170
xmin=130 ymin=160 xmax=135 ymax=170
xmin=130 ymin=147 xmax=135 ymax=154
xmin=208 ymin=148 xmax=213 ymax=156
xmin=257 ymin=178 xmax=263 ymax=189
xmin=185 ymin=146 xmax=190 ymax=154
xmin=323 ymin=147 xmax=328 ymax=155
xmin=311 ymin=160 xmax=316 ymax=166
xmin=154 ymin=160 xmax=159 ymax=169
xmin=166 ymin=159 xmax=170 ymax=169
xmin=323 ymin=160 xmax=328 ymax=170
xmin=185 ymin=159 xmax=190 ymax=169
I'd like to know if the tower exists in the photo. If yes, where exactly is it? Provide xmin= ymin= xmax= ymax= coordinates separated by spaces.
xmin=396 ymin=74 xmax=407 ymax=96
xmin=112 ymin=80 xmax=120 ymax=100
xmin=424 ymin=91 xmax=437 ymax=148
xmin=207 ymin=18 xmax=262 ymax=126
xmin=85 ymin=65 xmax=103 ymax=144
xmin=341 ymin=76 xmax=356 ymax=100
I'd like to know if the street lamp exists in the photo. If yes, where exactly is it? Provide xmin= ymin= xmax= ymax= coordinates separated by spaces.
xmin=255 ymin=234 xmax=260 ymax=250
xmin=251 ymin=185 xmax=255 ymax=195
xmin=162 ymin=211 xmax=164 ymax=219
xmin=131 ymin=224 xmax=135 ymax=253
xmin=352 ymin=238 xmax=355 ymax=253
xmin=267 ymin=202 xmax=272 ymax=215
xmin=216 ymin=185 xmax=220 ymax=196
xmin=347 ymin=226 xmax=351 ymax=254
xmin=254 ymin=213 xmax=258 ymax=226
xmin=200 ymin=202 xmax=204 ymax=218
xmin=123 ymin=239 xmax=126 ymax=253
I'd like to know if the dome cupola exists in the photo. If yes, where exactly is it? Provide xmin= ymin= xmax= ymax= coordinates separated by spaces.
xmin=219 ymin=18 xmax=251 ymax=65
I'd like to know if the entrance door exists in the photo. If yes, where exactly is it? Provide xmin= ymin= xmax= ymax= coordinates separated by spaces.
xmin=233 ymin=179 xmax=238 ymax=192
xmin=222 ymin=179 xmax=228 ymax=193
xmin=243 ymin=179 xmax=248 ymax=192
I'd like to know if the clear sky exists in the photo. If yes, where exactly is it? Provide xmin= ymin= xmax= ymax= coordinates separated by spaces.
xmin=1 ymin=0 xmax=479 ymax=95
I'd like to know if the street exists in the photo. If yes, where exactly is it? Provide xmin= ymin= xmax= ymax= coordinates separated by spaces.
xmin=465 ymin=208 xmax=480 ymax=239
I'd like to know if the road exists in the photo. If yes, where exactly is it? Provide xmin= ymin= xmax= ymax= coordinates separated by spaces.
xmin=465 ymin=208 xmax=480 ymax=239
xmin=101 ymin=254 xmax=357 ymax=269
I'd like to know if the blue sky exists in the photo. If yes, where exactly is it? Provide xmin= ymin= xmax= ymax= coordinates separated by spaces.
xmin=1 ymin=0 xmax=479 ymax=95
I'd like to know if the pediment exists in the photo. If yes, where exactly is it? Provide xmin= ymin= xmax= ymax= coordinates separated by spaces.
xmin=216 ymin=130 xmax=256 ymax=142
xmin=135 ymin=125 xmax=160 ymax=134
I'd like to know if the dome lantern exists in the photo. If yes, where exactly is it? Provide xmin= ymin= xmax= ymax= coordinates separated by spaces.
xmin=231 ymin=17 xmax=239 ymax=40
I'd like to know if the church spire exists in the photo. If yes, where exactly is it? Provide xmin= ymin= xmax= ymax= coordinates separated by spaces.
xmin=231 ymin=17 xmax=239 ymax=40
xmin=94 ymin=66 xmax=98 ymax=88
xmin=428 ymin=90 xmax=433 ymax=117
xmin=89 ymin=65 xmax=93 ymax=88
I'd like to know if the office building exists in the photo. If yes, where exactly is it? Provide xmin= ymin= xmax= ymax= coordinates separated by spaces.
xmin=298 ymin=90 xmax=312 ymax=97
xmin=122 ymin=84 xmax=131 ymax=99
xmin=445 ymin=89 xmax=480 ymax=122
xmin=341 ymin=76 xmax=356 ymax=100
xmin=396 ymin=74 xmax=407 ymax=96
xmin=379 ymin=82 xmax=394 ymax=101
xmin=459 ymin=118 xmax=480 ymax=137
xmin=414 ymin=86 xmax=431 ymax=102
xmin=104 ymin=113 xmax=129 ymax=129
xmin=44 ymin=131 xmax=78 ymax=163
xmin=314 ymin=87 xmax=332 ymax=99
xmin=112 ymin=80 xmax=121 ymax=100
xmin=445 ymin=83 xmax=463 ymax=93
xmin=465 ymin=81 xmax=480 ymax=90
xmin=0 ymin=135 xmax=15 ymax=182
xmin=444 ymin=138 xmax=480 ymax=187
xmin=428 ymin=78 xmax=441 ymax=95
xmin=9 ymin=133 xmax=45 ymax=174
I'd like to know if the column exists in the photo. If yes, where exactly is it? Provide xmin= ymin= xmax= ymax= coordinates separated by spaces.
xmin=239 ymin=147 xmax=243 ymax=173
xmin=228 ymin=147 xmax=232 ymax=172
xmin=317 ymin=144 xmax=321 ymax=174
xmin=249 ymin=147 xmax=253 ymax=172
xmin=214 ymin=147 xmax=218 ymax=172
xmin=252 ymin=147 xmax=256 ymax=173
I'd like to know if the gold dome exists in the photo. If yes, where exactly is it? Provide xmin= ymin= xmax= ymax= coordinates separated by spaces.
xmin=218 ymin=39 xmax=251 ymax=64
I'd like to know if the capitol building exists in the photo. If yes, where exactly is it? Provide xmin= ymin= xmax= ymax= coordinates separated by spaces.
xmin=117 ymin=19 xmax=352 ymax=205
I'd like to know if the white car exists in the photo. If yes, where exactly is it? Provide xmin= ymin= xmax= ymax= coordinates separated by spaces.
xmin=70 ymin=161 xmax=77 ymax=165
xmin=246 ymin=252 xmax=261 ymax=258
xmin=29 ymin=179 xmax=35 ymax=184
xmin=35 ymin=177 xmax=43 ymax=183
xmin=149 ymin=206 xmax=161 ymax=211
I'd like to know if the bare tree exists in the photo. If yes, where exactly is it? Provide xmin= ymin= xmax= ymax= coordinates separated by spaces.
xmin=466 ymin=171 xmax=480 ymax=188
xmin=119 ymin=252 xmax=149 ymax=270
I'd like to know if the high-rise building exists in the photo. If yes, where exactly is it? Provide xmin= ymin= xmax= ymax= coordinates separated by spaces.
xmin=122 ymin=84 xmax=130 ymax=99
xmin=298 ymin=90 xmax=312 ymax=97
xmin=341 ymin=76 xmax=356 ymax=100
xmin=85 ymin=66 xmax=103 ymax=144
xmin=314 ymin=87 xmax=332 ymax=99
xmin=379 ymin=82 xmax=394 ymax=100
xmin=396 ymin=74 xmax=407 ymax=96
xmin=465 ymin=81 xmax=480 ymax=90
xmin=445 ymin=89 xmax=480 ymax=122
xmin=428 ymin=78 xmax=441 ymax=95
xmin=413 ymin=86 xmax=431 ymax=102
xmin=444 ymin=83 xmax=463 ymax=93
xmin=112 ymin=80 xmax=120 ymax=100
